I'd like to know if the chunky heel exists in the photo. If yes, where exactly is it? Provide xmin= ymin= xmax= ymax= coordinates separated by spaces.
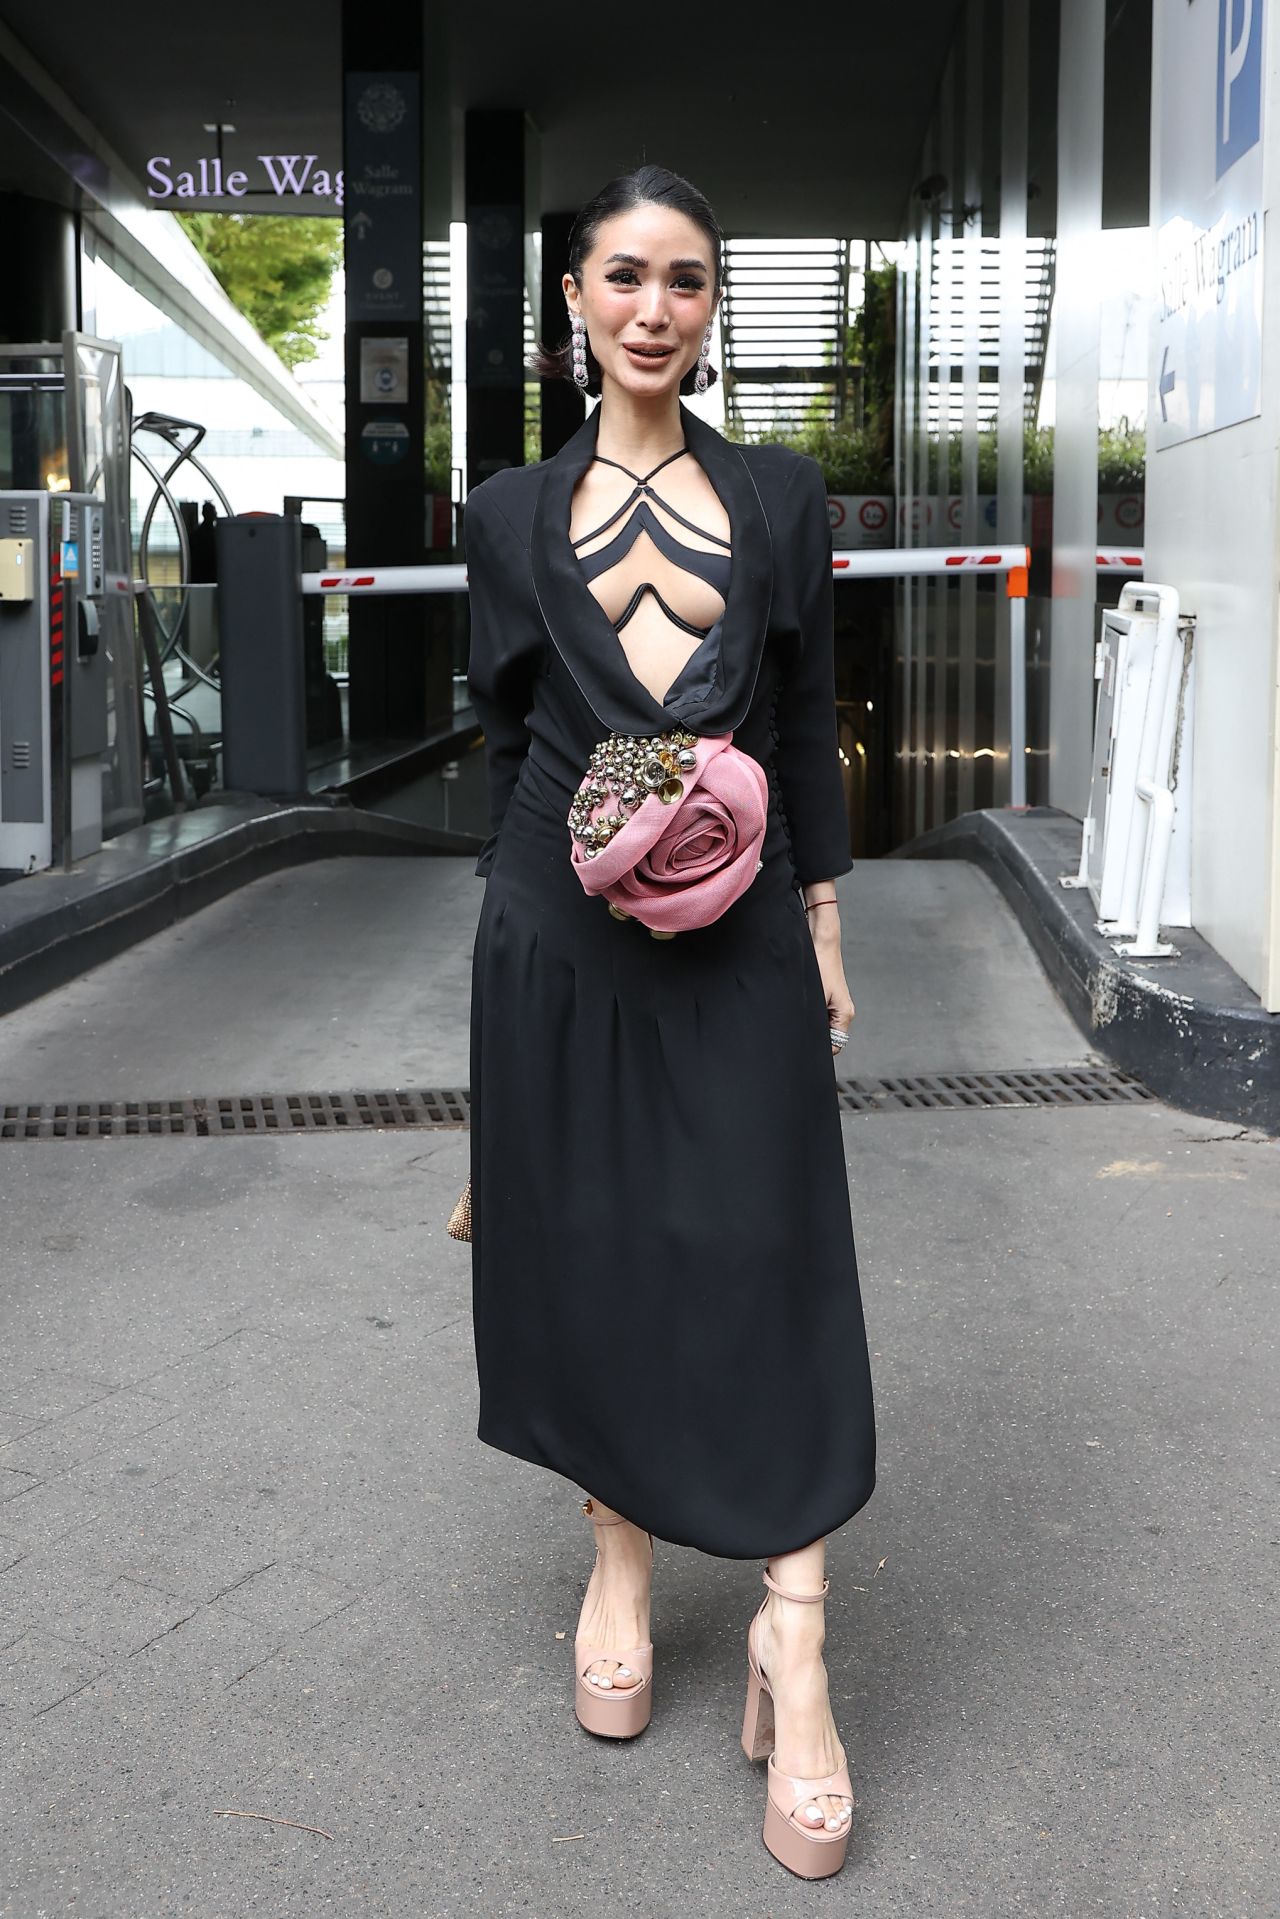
xmin=740 ymin=1660 xmax=776 ymax=1761
xmin=741 ymin=1569 xmax=855 ymax=1880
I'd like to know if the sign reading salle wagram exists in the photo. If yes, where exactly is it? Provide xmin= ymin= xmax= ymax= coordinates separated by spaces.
xmin=146 ymin=156 xmax=344 ymax=204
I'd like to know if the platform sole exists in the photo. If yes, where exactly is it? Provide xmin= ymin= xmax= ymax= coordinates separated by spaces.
xmin=574 ymin=1677 xmax=652 ymax=1739
xmin=761 ymin=1796 xmax=850 ymax=1879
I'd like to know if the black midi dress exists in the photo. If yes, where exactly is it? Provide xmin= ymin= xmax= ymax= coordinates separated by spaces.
xmin=465 ymin=400 xmax=876 ymax=1559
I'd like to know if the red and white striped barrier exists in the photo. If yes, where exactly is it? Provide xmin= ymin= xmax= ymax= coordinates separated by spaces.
xmin=302 ymin=565 xmax=468 ymax=596
xmin=299 ymin=542 xmax=1143 ymax=814
xmin=300 ymin=544 xmax=1066 ymax=599
xmin=830 ymin=544 xmax=1030 ymax=580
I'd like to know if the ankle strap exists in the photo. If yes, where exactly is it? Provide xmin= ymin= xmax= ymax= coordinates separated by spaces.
xmin=762 ymin=1568 xmax=830 ymax=1602
xmin=582 ymin=1499 xmax=627 ymax=1527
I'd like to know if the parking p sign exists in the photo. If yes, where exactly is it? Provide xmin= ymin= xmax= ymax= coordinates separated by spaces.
xmin=1217 ymin=0 xmax=1263 ymax=179
xmin=1153 ymin=0 xmax=1266 ymax=446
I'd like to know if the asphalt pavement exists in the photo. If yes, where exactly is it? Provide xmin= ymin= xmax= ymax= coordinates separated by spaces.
xmin=1 ymin=853 xmax=1275 ymax=1919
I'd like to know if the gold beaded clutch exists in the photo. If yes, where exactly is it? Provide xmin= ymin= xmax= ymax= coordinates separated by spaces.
xmin=447 ymin=1177 xmax=472 ymax=1242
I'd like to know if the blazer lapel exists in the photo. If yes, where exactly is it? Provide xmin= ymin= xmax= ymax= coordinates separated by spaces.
xmin=529 ymin=399 xmax=773 ymax=738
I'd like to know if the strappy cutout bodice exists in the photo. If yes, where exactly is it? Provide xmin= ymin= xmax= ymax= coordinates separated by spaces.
xmin=570 ymin=446 xmax=732 ymax=706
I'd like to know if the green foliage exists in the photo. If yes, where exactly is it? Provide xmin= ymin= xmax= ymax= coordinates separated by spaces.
xmin=524 ymin=380 xmax=542 ymax=467
xmin=177 ymin=213 xmax=342 ymax=368
xmin=424 ymin=418 xmax=453 ymax=495
xmin=933 ymin=419 xmax=1144 ymax=494
xmin=424 ymin=379 xmax=453 ymax=494
xmin=741 ymin=404 xmax=1147 ymax=497
xmin=1023 ymin=425 xmax=1055 ymax=493
xmin=846 ymin=260 xmax=897 ymax=478
xmin=753 ymin=415 xmax=894 ymax=494
xmin=1098 ymin=416 xmax=1147 ymax=491
xmin=942 ymin=432 xmax=992 ymax=492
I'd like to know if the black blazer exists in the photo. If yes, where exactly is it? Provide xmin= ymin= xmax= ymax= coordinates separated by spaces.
xmin=464 ymin=399 xmax=851 ymax=887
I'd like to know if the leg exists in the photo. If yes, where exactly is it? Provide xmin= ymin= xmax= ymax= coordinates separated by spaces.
xmin=753 ymin=1536 xmax=853 ymax=1834
xmin=577 ymin=1495 xmax=652 ymax=1692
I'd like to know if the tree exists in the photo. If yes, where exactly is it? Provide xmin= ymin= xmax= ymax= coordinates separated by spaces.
xmin=177 ymin=214 xmax=342 ymax=369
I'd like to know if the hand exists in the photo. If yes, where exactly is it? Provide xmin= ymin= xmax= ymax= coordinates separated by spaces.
xmin=803 ymin=896 xmax=855 ymax=1056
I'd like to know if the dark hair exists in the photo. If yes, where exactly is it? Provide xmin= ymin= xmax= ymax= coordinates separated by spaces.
xmin=528 ymin=163 xmax=723 ymax=397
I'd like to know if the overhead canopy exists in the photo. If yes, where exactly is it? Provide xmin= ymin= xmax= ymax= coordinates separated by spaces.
xmin=0 ymin=1 xmax=1151 ymax=263
xmin=1 ymin=0 xmax=993 ymax=236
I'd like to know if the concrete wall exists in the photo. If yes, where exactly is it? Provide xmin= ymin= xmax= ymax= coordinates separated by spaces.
xmin=1146 ymin=2 xmax=1280 ymax=1009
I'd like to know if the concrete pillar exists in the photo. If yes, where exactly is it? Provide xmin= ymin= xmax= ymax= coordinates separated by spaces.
xmin=465 ymin=110 xmax=531 ymax=490
xmin=0 ymin=196 xmax=77 ymax=344
xmin=1147 ymin=0 xmax=1278 ymax=1005
xmin=540 ymin=210 xmax=586 ymax=458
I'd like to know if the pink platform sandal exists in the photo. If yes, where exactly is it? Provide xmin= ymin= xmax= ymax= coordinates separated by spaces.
xmin=574 ymin=1499 xmax=655 ymax=1739
xmin=741 ymin=1568 xmax=855 ymax=1879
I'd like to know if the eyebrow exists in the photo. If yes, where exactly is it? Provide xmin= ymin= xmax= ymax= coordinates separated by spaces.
xmin=601 ymin=252 xmax=709 ymax=272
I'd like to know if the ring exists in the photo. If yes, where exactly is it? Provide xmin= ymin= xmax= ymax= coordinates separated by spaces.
xmin=829 ymin=1026 xmax=850 ymax=1050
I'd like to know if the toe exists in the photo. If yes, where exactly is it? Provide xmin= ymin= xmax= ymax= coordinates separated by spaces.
xmin=810 ymin=1792 xmax=852 ymax=1832
xmin=585 ymin=1657 xmax=638 ymax=1691
xmin=583 ymin=1656 xmax=642 ymax=1692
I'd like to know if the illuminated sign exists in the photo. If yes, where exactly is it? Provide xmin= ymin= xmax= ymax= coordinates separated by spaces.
xmin=146 ymin=156 xmax=344 ymax=205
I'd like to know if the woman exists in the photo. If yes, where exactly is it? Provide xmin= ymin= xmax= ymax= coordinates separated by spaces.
xmin=465 ymin=163 xmax=876 ymax=1880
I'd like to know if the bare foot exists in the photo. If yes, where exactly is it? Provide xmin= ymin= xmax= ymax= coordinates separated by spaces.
xmin=754 ymin=1589 xmax=853 ymax=1834
xmin=576 ymin=1499 xmax=652 ymax=1692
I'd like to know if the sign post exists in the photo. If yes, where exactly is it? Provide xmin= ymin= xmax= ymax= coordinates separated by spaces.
xmin=341 ymin=31 xmax=427 ymax=741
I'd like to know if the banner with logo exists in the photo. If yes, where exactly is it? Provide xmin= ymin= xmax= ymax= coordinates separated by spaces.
xmin=344 ymin=73 xmax=421 ymax=324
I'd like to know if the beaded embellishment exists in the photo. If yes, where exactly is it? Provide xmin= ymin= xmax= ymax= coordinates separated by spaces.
xmin=567 ymin=726 xmax=700 ymax=859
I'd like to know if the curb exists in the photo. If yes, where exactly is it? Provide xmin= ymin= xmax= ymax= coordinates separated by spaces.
xmin=895 ymin=806 xmax=1280 ymax=1135
xmin=0 ymin=801 xmax=483 ymax=1018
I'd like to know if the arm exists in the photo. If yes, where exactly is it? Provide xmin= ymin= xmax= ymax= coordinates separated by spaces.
xmin=774 ymin=454 xmax=854 ymax=888
xmin=775 ymin=455 xmax=856 ymax=1050
xmin=464 ymin=484 xmax=537 ymax=878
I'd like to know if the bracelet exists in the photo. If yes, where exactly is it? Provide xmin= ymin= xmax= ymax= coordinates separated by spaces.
xmin=803 ymin=897 xmax=838 ymax=913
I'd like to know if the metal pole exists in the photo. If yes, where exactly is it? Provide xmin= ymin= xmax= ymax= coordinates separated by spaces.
xmin=1009 ymin=590 xmax=1027 ymax=807
xmin=136 ymin=589 xmax=189 ymax=810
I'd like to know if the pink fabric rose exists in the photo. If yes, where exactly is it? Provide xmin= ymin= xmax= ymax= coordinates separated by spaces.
xmin=568 ymin=732 xmax=769 ymax=933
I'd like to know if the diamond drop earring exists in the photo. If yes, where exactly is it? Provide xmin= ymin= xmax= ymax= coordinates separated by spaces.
xmin=694 ymin=320 xmax=714 ymax=394
xmin=570 ymin=312 xmax=589 ymax=390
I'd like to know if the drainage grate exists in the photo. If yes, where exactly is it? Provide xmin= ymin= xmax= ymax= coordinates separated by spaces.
xmin=835 ymin=1065 xmax=1154 ymax=1114
xmin=0 ymin=1066 xmax=1151 ymax=1141
xmin=0 ymin=1088 xmax=472 ymax=1141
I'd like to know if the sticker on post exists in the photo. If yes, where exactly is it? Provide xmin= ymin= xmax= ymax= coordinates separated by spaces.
xmin=360 ymin=420 xmax=410 ymax=465
xmin=359 ymin=336 xmax=408 ymax=404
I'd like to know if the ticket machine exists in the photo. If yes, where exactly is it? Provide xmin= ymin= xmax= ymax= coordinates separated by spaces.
xmin=0 ymin=489 xmax=110 ymax=870
xmin=0 ymin=332 xmax=139 ymax=869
